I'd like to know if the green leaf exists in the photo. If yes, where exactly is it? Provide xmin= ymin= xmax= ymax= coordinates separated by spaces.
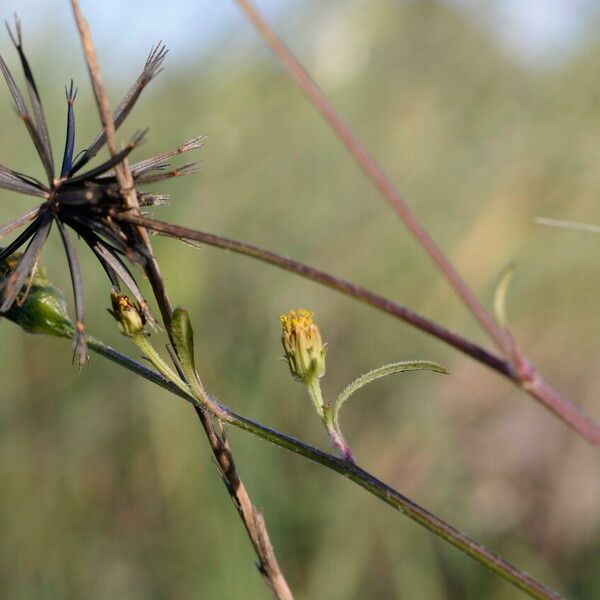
xmin=334 ymin=360 xmax=448 ymax=429
xmin=170 ymin=308 xmax=202 ymax=395
xmin=493 ymin=263 xmax=516 ymax=329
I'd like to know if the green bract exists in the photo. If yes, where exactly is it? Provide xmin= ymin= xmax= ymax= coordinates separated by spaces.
xmin=2 ymin=257 xmax=74 ymax=338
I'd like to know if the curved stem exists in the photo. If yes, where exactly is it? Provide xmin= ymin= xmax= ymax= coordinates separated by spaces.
xmin=115 ymin=212 xmax=510 ymax=375
xmin=233 ymin=0 xmax=510 ymax=356
xmin=85 ymin=335 xmax=561 ymax=600
xmin=114 ymin=212 xmax=600 ymax=449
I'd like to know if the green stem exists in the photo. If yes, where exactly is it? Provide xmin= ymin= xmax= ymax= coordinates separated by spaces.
xmin=306 ymin=379 xmax=325 ymax=420
xmin=131 ymin=334 xmax=191 ymax=396
xmin=84 ymin=334 xmax=561 ymax=600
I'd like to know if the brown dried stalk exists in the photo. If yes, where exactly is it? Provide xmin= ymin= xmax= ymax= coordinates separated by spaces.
xmin=69 ymin=0 xmax=171 ymax=329
xmin=231 ymin=0 xmax=600 ymax=449
xmin=69 ymin=3 xmax=292 ymax=597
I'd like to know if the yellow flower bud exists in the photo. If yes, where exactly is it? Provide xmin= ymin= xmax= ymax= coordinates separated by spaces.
xmin=280 ymin=309 xmax=326 ymax=384
xmin=108 ymin=289 xmax=146 ymax=337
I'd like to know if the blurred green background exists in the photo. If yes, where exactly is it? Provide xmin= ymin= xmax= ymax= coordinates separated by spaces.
xmin=1 ymin=1 xmax=600 ymax=598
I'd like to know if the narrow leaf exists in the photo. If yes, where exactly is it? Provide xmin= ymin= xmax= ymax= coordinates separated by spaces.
xmin=0 ymin=164 xmax=48 ymax=197
xmin=170 ymin=307 xmax=201 ymax=395
xmin=334 ymin=360 xmax=448 ymax=428
xmin=76 ymin=225 xmax=155 ymax=326
xmin=60 ymin=81 xmax=77 ymax=177
xmin=0 ymin=210 xmax=52 ymax=313
xmin=0 ymin=215 xmax=41 ymax=261
xmin=56 ymin=218 xmax=88 ymax=368
xmin=66 ymin=129 xmax=147 ymax=184
xmin=0 ymin=51 xmax=54 ymax=182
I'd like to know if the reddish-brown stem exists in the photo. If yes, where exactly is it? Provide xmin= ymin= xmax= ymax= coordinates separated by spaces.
xmin=233 ymin=0 xmax=511 ymax=356
xmin=196 ymin=414 xmax=293 ymax=600
xmin=116 ymin=211 xmax=509 ymax=374
xmin=114 ymin=211 xmax=600 ymax=449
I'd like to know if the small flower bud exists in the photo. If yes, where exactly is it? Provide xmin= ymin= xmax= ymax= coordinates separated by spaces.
xmin=280 ymin=309 xmax=326 ymax=384
xmin=108 ymin=289 xmax=146 ymax=337
xmin=1 ymin=255 xmax=74 ymax=338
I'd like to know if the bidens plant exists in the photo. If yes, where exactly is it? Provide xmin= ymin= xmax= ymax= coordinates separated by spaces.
xmin=0 ymin=4 xmax=572 ymax=597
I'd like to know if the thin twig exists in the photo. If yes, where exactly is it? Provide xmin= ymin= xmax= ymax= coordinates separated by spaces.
xmin=232 ymin=0 xmax=510 ymax=356
xmin=212 ymin=421 xmax=292 ymax=599
xmin=69 ymin=4 xmax=292 ymax=597
xmin=114 ymin=212 xmax=600 ymax=448
xmin=116 ymin=211 xmax=510 ymax=372
xmin=86 ymin=335 xmax=562 ymax=600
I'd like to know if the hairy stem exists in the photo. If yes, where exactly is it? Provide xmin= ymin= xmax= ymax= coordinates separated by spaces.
xmin=85 ymin=334 xmax=561 ymax=600
xmin=306 ymin=379 xmax=325 ymax=420
xmin=132 ymin=334 xmax=190 ymax=394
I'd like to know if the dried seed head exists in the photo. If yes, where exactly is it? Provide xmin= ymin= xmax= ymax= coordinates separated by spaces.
xmin=0 ymin=25 xmax=203 ymax=367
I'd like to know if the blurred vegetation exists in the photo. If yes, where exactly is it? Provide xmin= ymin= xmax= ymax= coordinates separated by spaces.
xmin=1 ymin=1 xmax=599 ymax=598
